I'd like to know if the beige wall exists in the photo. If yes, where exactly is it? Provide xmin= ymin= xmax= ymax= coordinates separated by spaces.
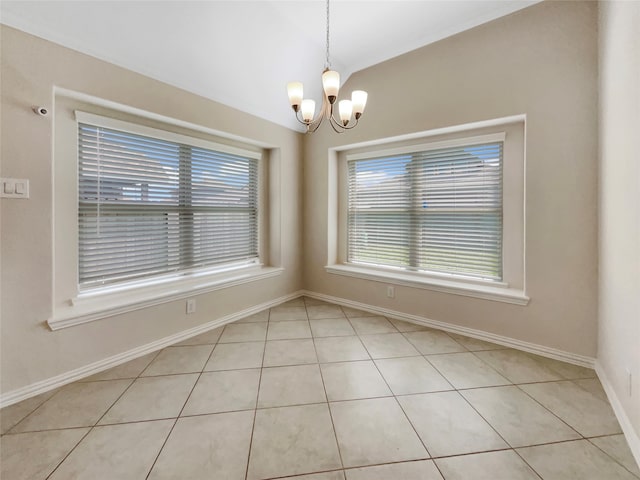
xmin=0 ymin=26 xmax=302 ymax=395
xmin=598 ymin=0 xmax=640 ymax=439
xmin=303 ymin=1 xmax=599 ymax=356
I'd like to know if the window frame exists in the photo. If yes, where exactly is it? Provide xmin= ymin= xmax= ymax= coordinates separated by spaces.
xmin=329 ymin=117 xmax=528 ymax=305
xmin=75 ymin=112 xmax=262 ymax=291
xmin=345 ymin=133 xmax=505 ymax=282
xmin=49 ymin=95 xmax=283 ymax=330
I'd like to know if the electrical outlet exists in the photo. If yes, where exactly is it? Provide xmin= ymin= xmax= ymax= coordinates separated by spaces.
xmin=186 ymin=299 xmax=196 ymax=314
xmin=386 ymin=286 xmax=395 ymax=298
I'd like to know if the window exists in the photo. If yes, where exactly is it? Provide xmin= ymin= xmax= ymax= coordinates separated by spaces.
xmin=347 ymin=138 xmax=503 ymax=281
xmin=329 ymin=119 xmax=527 ymax=305
xmin=78 ymin=122 xmax=260 ymax=290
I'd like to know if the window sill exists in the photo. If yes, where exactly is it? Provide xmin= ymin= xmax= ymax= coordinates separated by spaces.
xmin=47 ymin=266 xmax=284 ymax=331
xmin=325 ymin=264 xmax=529 ymax=305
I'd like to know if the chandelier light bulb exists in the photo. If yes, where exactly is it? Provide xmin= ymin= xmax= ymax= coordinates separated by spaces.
xmin=322 ymin=70 xmax=340 ymax=103
xmin=351 ymin=90 xmax=368 ymax=118
xmin=287 ymin=82 xmax=304 ymax=111
xmin=338 ymin=100 xmax=353 ymax=126
xmin=301 ymin=99 xmax=316 ymax=123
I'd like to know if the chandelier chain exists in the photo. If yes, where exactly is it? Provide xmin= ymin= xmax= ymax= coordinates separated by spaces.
xmin=325 ymin=0 xmax=331 ymax=68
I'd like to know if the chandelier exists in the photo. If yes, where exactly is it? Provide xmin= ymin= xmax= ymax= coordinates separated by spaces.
xmin=286 ymin=0 xmax=368 ymax=133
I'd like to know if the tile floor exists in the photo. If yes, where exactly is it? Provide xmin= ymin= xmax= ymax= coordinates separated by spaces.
xmin=1 ymin=296 xmax=639 ymax=480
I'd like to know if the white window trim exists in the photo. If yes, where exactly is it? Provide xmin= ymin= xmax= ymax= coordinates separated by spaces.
xmin=327 ymin=115 xmax=528 ymax=306
xmin=50 ymin=90 xmax=282 ymax=330
xmin=325 ymin=264 xmax=528 ymax=305
xmin=48 ymin=265 xmax=284 ymax=331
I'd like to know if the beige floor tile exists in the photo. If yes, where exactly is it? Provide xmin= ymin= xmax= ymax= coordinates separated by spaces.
xmin=573 ymin=378 xmax=609 ymax=402
xmin=258 ymin=364 xmax=326 ymax=408
xmin=398 ymin=391 xmax=507 ymax=457
xmin=174 ymin=327 xmax=223 ymax=346
xmin=270 ymin=306 xmax=308 ymax=321
xmin=310 ymin=318 xmax=356 ymax=337
xmin=247 ymin=404 xmax=342 ymax=480
xmin=461 ymin=385 xmax=581 ymax=447
xmin=447 ymin=333 xmax=506 ymax=351
xmin=473 ymin=349 xmax=565 ymax=383
xmin=303 ymin=297 xmax=333 ymax=306
xmin=435 ymin=450 xmax=539 ymax=480
xmin=263 ymin=339 xmax=318 ymax=367
xmin=321 ymin=361 xmax=392 ymax=401
xmin=359 ymin=333 xmax=420 ymax=358
xmin=0 ymin=389 xmax=60 ymax=434
xmin=520 ymin=381 xmax=621 ymax=437
xmin=375 ymin=356 xmax=452 ymax=395
xmin=531 ymin=354 xmax=597 ymax=380
xmin=330 ymin=397 xmax=427 ymax=468
xmin=426 ymin=352 xmax=511 ymax=389
xmin=182 ymin=369 xmax=261 ymax=416
xmin=315 ymin=336 xmax=370 ymax=363
xmin=218 ymin=322 xmax=267 ymax=343
xmin=50 ymin=420 xmax=173 ymax=480
xmin=0 ymin=428 xmax=89 ymax=480
xmin=349 ymin=316 xmax=397 ymax=334
xmin=100 ymin=374 xmax=198 ymax=424
xmin=236 ymin=310 xmax=270 ymax=323
xmin=518 ymin=439 xmax=638 ymax=480
xmin=12 ymin=380 xmax=132 ymax=432
xmin=341 ymin=306 xmax=378 ymax=318
xmin=387 ymin=318 xmax=430 ymax=332
xmin=205 ymin=342 xmax=265 ymax=371
xmin=307 ymin=304 xmax=347 ymax=319
xmin=149 ymin=411 xmax=254 ymax=480
xmin=345 ymin=460 xmax=443 ymax=480
xmin=590 ymin=435 xmax=640 ymax=477
xmin=403 ymin=330 xmax=466 ymax=354
xmin=267 ymin=319 xmax=312 ymax=340
xmin=82 ymin=353 xmax=158 ymax=381
xmin=142 ymin=345 xmax=213 ymax=376
xmin=279 ymin=297 xmax=306 ymax=307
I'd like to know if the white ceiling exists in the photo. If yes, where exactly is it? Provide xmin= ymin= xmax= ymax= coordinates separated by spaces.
xmin=1 ymin=1 xmax=539 ymax=131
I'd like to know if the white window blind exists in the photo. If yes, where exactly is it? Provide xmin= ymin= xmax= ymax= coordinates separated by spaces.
xmin=347 ymin=141 xmax=503 ymax=281
xmin=78 ymin=123 xmax=259 ymax=289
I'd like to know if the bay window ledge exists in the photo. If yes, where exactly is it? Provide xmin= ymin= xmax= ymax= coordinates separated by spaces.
xmin=48 ymin=265 xmax=284 ymax=331
xmin=325 ymin=264 xmax=529 ymax=306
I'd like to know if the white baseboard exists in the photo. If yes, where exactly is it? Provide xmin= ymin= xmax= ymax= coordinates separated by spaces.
xmin=595 ymin=361 xmax=640 ymax=468
xmin=301 ymin=290 xmax=595 ymax=368
xmin=0 ymin=291 xmax=302 ymax=408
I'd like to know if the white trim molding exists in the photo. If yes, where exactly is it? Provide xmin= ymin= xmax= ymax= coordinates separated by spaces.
xmin=595 ymin=361 xmax=640 ymax=468
xmin=325 ymin=264 xmax=530 ymax=306
xmin=1 ymin=290 xmax=302 ymax=408
xmin=48 ymin=266 xmax=284 ymax=331
xmin=302 ymin=289 xmax=591 ymax=367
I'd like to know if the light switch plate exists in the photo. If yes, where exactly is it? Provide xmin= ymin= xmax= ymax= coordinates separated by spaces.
xmin=0 ymin=178 xmax=29 ymax=199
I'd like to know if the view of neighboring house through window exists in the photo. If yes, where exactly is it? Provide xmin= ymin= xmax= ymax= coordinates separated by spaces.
xmin=78 ymin=123 xmax=259 ymax=290
xmin=347 ymin=140 xmax=503 ymax=281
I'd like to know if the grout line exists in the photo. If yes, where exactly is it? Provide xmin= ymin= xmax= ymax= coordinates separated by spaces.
xmin=586 ymin=437 xmax=640 ymax=479
xmin=144 ymin=339 xmax=218 ymax=479
xmin=243 ymin=307 xmax=271 ymax=480
xmin=309 ymin=302 xmax=346 ymax=471
xmin=45 ymin=372 xmax=142 ymax=479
